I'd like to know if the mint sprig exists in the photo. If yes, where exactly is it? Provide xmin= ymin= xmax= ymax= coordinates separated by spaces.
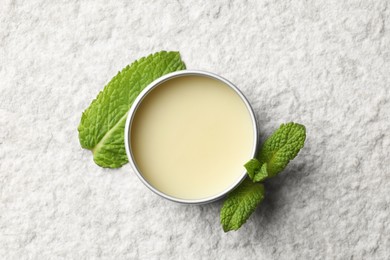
xmin=220 ymin=122 xmax=306 ymax=232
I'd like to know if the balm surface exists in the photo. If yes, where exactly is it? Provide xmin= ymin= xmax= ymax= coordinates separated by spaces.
xmin=130 ymin=75 xmax=254 ymax=200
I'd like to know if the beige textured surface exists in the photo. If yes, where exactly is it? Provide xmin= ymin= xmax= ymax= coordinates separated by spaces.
xmin=1 ymin=0 xmax=389 ymax=259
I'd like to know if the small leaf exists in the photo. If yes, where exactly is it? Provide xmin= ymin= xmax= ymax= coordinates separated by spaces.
xmin=253 ymin=163 xmax=268 ymax=182
xmin=245 ymin=159 xmax=268 ymax=182
xmin=220 ymin=178 xmax=265 ymax=232
xmin=244 ymin=159 xmax=261 ymax=180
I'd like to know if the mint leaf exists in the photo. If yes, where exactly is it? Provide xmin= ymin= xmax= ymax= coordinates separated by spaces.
xmin=244 ymin=159 xmax=261 ymax=179
xmin=78 ymin=51 xmax=186 ymax=168
xmin=256 ymin=122 xmax=306 ymax=178
xmin=220 ymin=178 xmax=265 ymax=232
xmin=254 ymin=162 xmax=268 ymax=182
xmin=244 ymin=159 xmax=268 ymax=182
xmin=244 ymin=158 xmax=268 ymax=181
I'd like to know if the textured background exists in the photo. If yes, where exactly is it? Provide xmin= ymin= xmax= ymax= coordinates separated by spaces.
xmin=1 ymin=0 xmax=389 ymax=259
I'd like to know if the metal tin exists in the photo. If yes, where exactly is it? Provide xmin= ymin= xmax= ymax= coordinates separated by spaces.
xmin=124 ymin=70 xmax=258 ymax=204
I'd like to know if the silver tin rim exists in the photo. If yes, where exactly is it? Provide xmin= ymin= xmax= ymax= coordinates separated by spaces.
xmin=124 ymin=70 xmax=258 ymax=205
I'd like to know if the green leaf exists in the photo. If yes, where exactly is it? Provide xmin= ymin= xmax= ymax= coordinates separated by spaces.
xmin=244 ymin=159 xmax=268 ymax=182
xmin=254 ymin=162 xmax=268 ymax=182
xmin=78 ymin=51 xmax=186 ymax=168
xmin=257 ymin=122 xmax=306 ymax=178
xmin=244 ymin=159 xmax=260 ymax=180
xmin=220 ymin=178 xmax=265 ymax=232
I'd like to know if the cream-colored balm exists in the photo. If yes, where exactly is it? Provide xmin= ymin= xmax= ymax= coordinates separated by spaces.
xmin=130 ymin=75 xmax=254 ymax=200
